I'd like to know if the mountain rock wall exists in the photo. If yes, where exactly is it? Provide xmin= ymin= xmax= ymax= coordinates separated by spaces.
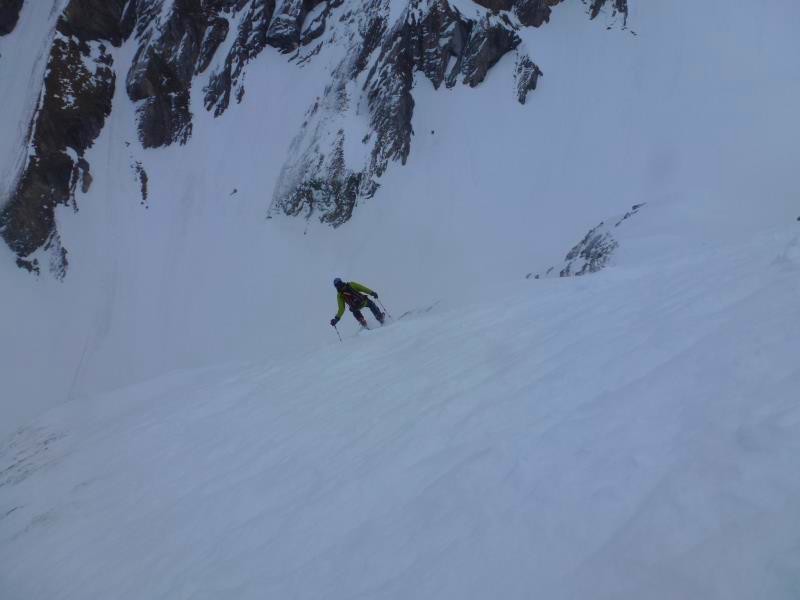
xmin=527 ymin=203 xmax=644 ymax=279
xmin=0 ymin=0 xmax=24 ymax=35
xmin=0 ymin=0 xmax=629 ymax=276
xmin=0 ymin=0 xmax=122 ymax=276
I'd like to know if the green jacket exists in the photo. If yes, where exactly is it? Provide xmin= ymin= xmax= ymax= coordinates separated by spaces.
xmin=335 ymin=281 xmax=376 ymax=319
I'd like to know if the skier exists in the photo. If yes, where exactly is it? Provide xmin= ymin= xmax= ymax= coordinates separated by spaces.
xmin=330 ymin=278 xmax=385 ymax=329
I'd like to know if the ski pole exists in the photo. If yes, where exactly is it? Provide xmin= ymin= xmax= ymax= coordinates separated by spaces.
xmin=332 ymin=324 xmax=342 ymax=342
xmin=377 ymin=299 xmax=391 ymax=318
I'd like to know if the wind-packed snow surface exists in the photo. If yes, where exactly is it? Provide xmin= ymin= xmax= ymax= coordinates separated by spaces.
xmin=2 ymin=223 xmax=800 ymax=599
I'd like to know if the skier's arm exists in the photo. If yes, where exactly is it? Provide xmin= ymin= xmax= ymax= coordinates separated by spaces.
xmin=350 ymin=281 xmax=377 ymax=297
xmin=335 ymin=294 xmax=345 ymax=319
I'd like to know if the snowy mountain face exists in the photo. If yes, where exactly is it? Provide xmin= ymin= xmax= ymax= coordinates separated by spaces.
xmin=0 ymin=0 xmax=627 ymax=276
xmin=0 ymin=0 xmax=796 ymax=433
xmin=0 ymin=0 xmax=797 ymax=443
xmin=1 ymin=1 xmax=800 ymax=597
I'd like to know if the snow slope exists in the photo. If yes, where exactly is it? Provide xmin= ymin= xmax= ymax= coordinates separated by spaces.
xmin=2 ymin=223 xmax=800 ymax=599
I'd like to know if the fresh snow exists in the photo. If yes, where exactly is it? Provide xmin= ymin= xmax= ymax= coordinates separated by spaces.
xmin=1 ymin=0 xmax=800 ymax=596
xmin=2 ymin=226 xmax=800 ymax=599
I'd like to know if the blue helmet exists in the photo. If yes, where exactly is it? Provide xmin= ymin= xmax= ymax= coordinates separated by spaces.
xmin=333 ymin=277 xmax=344 ymax=290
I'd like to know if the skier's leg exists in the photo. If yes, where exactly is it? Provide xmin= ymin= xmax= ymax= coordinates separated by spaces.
xmin=366 ymin=299 xmax=385 ymax=323
xmin=350 ymin=308 xmax=368 ymax=327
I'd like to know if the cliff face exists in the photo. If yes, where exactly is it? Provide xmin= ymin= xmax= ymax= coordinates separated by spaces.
xmin=0 ymin=0 xmax=629 ymax=277
xmin=269 ymin=0 xmax=631 ymax=226
xmin=0 ymin=0 xmax=24 ymax=36
xmin=0 ymin=0 xmax=122 ymax=276
xmin=527 ymin=203 xmax=645 ymax=280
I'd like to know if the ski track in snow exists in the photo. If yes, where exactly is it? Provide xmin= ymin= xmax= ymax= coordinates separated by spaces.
xmin=1 ymin=230 xmax=799 ymax=599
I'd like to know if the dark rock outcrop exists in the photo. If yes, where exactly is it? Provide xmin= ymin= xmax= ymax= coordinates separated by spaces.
xmin=0 ymin=1 xmax=121 ymax=277
xmin=277 ymin=129 xmax=363 ymax=225
xmin=266 ymin=0 xmax=304 ymax=53
xmin=472 ymin=0 xmax=513 ymax=10
xmin=514 ymin=52 xmax=542 ymax=104
xmin=589 ymin=0 xmax=628 ymax=23
xmin=450 ymin=0 xmax=563 ymax=29
xmin=0 ymin=0 xmax=23 ymax=36
xmin=363 ymin=17 xmax=416 ymax=173
xmin=300 ymin=0 xmax=330 ymax=46
xmin=133 ymin=161 xmax=149 ymax=205
xmin=125 ymin=0 xmax=212 ymax=148
xmin=514 ymin=0 xmax=562 ymax=28
xmin=60 ymin=0 xmax=128 ymax=45
xmin=410 ymin=0 xmax=471 ymax=89
xmin=136 ymin=92 xmax=194 ymax=147
xmin=460 ymin=16 xmax=520 ymax=87
xmin=195 ymin=17 xmax=229 ymax=74
xmin=559 ymin=222 xmax=620 ymax=277
xmin=527 ymin=204 xmax=645 ymax=279
xmin=270 ymin=0 xmax=567 ymax=227
xmin=204 ymin=0 xmax=276 ymax=116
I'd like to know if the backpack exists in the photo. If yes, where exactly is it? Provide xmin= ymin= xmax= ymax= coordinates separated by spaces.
xmin=340 ymin=283 xmax=367 ymax=309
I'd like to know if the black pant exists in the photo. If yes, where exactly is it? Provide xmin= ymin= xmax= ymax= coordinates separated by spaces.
xmin=351 ymin=298 xmax=383 ymax=323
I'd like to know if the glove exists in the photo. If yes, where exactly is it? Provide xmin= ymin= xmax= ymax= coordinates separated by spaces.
xmin=330 ymin=317 xmax=339 ymax=326
xmin=371 ymin=292 xmax=379 ymax=299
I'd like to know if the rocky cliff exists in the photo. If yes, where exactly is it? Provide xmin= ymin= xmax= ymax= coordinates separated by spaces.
xmin=0 ymin=0 xmax=24 ymax=36
xmin=0 ymin=0 xmax=630 ymax=277
xmin=527 ymin=202 xmax=644 ymax=279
